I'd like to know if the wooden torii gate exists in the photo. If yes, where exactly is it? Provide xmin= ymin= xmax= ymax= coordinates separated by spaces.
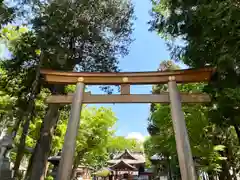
xmin=40 ymin=67 xmax=213 ymax=180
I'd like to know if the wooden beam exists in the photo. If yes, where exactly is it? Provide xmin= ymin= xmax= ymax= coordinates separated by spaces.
xmin=40 ymin=67 xmax=214 ymax=85
xmin=46 ymin=93 xmax=211 ymax=104
xmin=121 ymin=84 xmax=130 ymax=95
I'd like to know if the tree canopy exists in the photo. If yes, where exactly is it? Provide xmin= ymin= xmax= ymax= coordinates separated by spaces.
xmin=0 ymin=0 xmax=135 ymax=178
xmin=149 ymin=0 xmax=240 ymax=143
xmin=149 ymin=1 xmax=240 ymax=178
xmin=0 ymin=0 xmax=15 ymax=27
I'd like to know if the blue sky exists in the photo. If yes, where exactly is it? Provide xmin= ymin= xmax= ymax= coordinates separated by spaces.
xmin=89 ymin=0 xmax=171 ymax=139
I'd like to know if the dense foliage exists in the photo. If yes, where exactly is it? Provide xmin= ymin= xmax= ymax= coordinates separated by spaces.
xmin=147 ymin=0 xmax=240 ymax=179
xmin=0 ymin=0 xmax=14 ymax=27
xmin=149 ymin=0 xmax=240 ymax=141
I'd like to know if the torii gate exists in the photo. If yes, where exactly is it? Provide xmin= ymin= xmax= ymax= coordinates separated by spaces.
xmin=40 ymin=67 xmax=214 ymax=180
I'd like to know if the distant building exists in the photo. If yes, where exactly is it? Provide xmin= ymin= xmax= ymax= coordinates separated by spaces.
xmin=48 ymin=151 xmax=93 ymax=180
xmin=95 ymin=149 xmax=152 ymax=180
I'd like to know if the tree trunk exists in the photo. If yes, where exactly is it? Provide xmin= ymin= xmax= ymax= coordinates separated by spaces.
xmin=167 ymin=157 xmax=172 ymax=180
xmin=26 ymin=104 xmax=60 ymax=180
xmin=219 ymin=149 xmax=231 ymax=180
xmin=232 ymin=118 xmax=240 ymax=144
xmin=13 ymin=52 xmax=44 ymax=178
xmin=232 ymin=167 xmax=237 ymax=180
xmin=11 ymin=112 xmax=23 ymax=139
xmin=208 ymin=172 xmax=214 ymax=180
xmin=13 ymin=110 xmax=34 ymax=178
xmin=219 ymin=161 xmax=231 ymax=180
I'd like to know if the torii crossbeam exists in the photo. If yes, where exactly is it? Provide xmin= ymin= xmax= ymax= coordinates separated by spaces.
xmin=40 ymin=67 xmax=214 ymax=180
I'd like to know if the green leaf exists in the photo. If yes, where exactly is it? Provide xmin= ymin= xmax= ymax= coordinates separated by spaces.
xmin=213 ymin=145 xmax=225 ymax=151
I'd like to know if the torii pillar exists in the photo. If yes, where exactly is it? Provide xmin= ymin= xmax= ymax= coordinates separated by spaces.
xmin=168 ymin=76 xmax=197 ymax=180
xmin=56 ymin=78 xmax=85 ymax=180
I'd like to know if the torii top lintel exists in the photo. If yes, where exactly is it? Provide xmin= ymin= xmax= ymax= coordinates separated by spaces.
xmin=40 ymin=67 xmax=214 ymax=85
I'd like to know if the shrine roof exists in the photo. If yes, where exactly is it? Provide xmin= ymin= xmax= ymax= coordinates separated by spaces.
xmin=108 ymin=149 xmax=145 ymax=164
xmin=114 ymin=149 xmax=137 ymax=160
xmin=108 ymin=159 xmax=145 ymax=165
xmin=109 ymin=160 xmax=137 ymax=171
